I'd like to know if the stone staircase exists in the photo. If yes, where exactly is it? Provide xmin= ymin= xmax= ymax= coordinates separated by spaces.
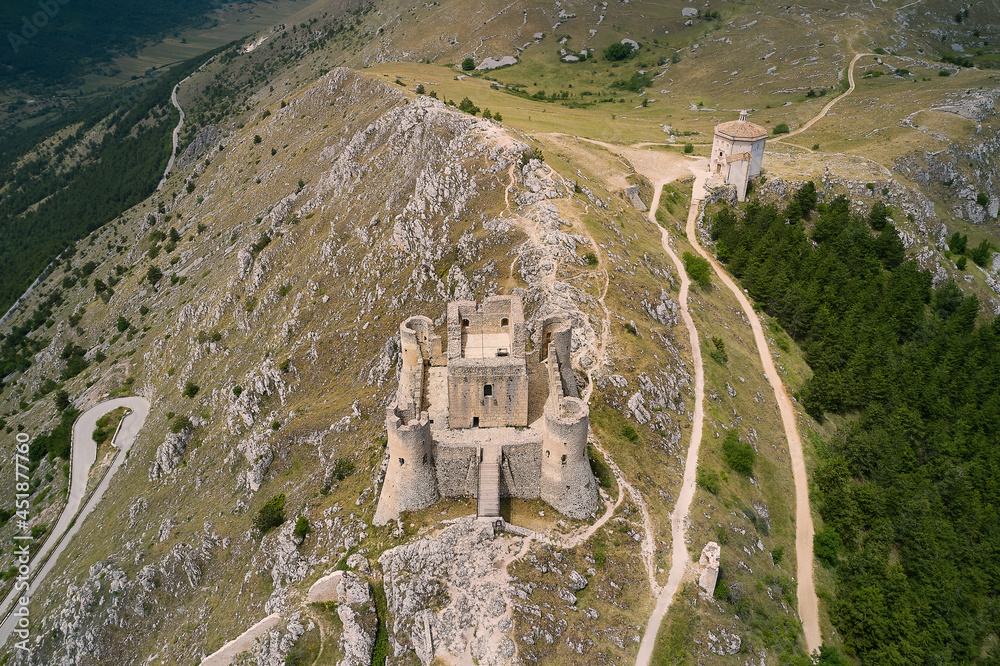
xmin=477 ymin=445 xmax=500 ymax=518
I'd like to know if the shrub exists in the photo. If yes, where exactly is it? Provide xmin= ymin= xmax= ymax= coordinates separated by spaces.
xmin=771 ymin=545 xmax=784 ymax=565
xmin=682 ymin=251 xmax=711 ymax=288
xmin=584 ymin=252 xmax=598 ymax=266
xmin=146 ymin=266 xmax=163 ymax=285
xmin=293 ymin=516 xmax=311 ymax=541
xmin=683 ymin=142 xmax=694 ymax=154
xmin=814 ymin=525 xmax=842 ymax=567
xmin=458 ymin=97 xmax=480 ymax=115
xmin=254 ymin=493 xmax=286 ymax=534
xmin=461 ymin=57 xmax=475 ymax=71
xmin=186 ymin=181 xmax=195 ymax=194
xmin=622 ymin=423 xmax=639 ymax=443
xmin=773 ymin=123 xmax=790 ymax=135
xmin=116 ymin=315 xmax=129 ymax=332
xmin=233 ymin=385 xmax=243 ymax=397
xmin=969 ymin=239 xmax=993 ymax=267
xmin=170 ymin=415 xmax=192 ymax=433
xmin=722 ymin=429 xmax=755 ymax=475
xmin=332 ymin=458 xmax=355 ymax=481
xmin=956 ymin=256 xmax=968 ymax=270
xmin=696 ymin=468 xmax=721 ymax=494
xmin=624 ymin=322 xmax=638 ymax=336
xmin=604 ymin=42 xmax=632 ymax=61
xmin=948 ymin=231 xmax=968 ymax=255
xmin=253 ymin=135 xmax=262 ymax=144
xmin=493 ymin=112 xmax=503 ymax=122
xmin=415 ymin=84 xmax=425 ymax=94
xmin=54 ymin=390 xmax=70 ymax=411
xmin=977 ymin=192 xmax=989 ymax=207
xmin=182 ymin=381 xmax=200 ymax=398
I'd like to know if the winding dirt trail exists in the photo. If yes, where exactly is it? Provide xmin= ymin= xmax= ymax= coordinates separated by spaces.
xmin=773 ymin=52 xmax=872 ymax=142
xmin=634 ymin=175 xmax=708 ymax=666
xmin=680 ymin=169 xmax=821 ymax=654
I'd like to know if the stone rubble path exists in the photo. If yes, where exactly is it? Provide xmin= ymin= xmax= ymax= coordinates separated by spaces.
xmin=0 ymin=396 xmax=150 ymax=648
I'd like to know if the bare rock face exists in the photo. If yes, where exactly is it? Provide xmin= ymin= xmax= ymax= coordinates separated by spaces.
xmin=176 ymin=124 xmax=224 ymax=171
xmin=334 ymin=572 xmax=376 ymax=666
xmin=148 ymin=429 xmax=193 ymax=480
xmin=698 ymin=541 xmax=721 ymax=598
xmin=378 ymin=517 xmax=516 ymax=666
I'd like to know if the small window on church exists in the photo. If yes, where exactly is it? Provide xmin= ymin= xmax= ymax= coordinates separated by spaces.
xmin=484 ymin=384 xmax=493 ymax=397
xmin=546 ymin=450 xmax=550 ymax=458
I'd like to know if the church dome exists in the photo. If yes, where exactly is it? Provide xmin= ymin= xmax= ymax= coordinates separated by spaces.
xmin=714 ymin=110 xmax=768 ymax=141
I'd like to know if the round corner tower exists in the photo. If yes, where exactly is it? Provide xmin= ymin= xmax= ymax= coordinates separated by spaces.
xmin=540 ymin=396 xmax=598 ymax=519
xmin=373 ymin=405 xmax=439 ymax=525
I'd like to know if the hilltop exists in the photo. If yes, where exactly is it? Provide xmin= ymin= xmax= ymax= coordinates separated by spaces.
xmin=0 ymin=1 xmax=998 ymax=664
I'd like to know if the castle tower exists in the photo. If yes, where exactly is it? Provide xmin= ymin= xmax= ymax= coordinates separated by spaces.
xmin=540 ymin=396 xmax=597 ymax=519
xmin=373 ymin=406 xmax=439 ymax=525
xmin=709 ymin=109 xmax=767 ymax=202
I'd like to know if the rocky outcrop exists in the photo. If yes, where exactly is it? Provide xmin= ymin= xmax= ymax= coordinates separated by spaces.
xmin=148 ymin=429 xmax=193 ymax=480
xmin=698 ymin=541 xmax=721 ymax=598
xmin=379 ymin=517 xmax=516 ymax=666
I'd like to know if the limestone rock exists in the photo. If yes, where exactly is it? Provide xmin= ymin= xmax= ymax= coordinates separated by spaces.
xmin=148 ymin=429 xmax=193 ymax=481
xmin=698 ymin=541 xmax=721 ymax=598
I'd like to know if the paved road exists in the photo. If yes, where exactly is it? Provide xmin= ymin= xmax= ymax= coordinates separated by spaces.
xmin=157 ymin=76 xmax=191 ymax=191
xmin=0 ymin=397 xmax=150 ymax=647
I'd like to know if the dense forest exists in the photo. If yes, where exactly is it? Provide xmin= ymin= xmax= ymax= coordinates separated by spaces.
xmin=0 ymin=49 xmax=222 ymax=317
xmin=710 ymin=188 xmax=1000 ymax=663
xmin=0 ymin=0 xmax=218 ymax=88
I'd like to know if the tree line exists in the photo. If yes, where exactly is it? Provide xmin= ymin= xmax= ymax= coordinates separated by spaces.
xmin=710 ymin=186 xmax=1000 ymax=663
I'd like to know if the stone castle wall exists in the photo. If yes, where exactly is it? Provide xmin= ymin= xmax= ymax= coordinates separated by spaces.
xmin=500 ymin=442 xmax=542 ymax=499
xmin=434 ymin=445 xmax=479 ymax=498
xmin=447 ymin=359 xmax=529 ymax=428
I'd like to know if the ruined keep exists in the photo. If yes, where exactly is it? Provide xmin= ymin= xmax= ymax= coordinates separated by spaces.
xmin=374 ymin=295 xmax=599 ymax=525
xmin=709 ymin=110 xmax=767 ymax=202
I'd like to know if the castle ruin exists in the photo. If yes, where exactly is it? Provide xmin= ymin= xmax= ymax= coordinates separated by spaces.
xmin=374 ymin=295 xmax=599 ymax=525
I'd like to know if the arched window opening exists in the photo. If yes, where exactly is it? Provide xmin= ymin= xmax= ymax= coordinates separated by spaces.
xmin=398 ymin=457 xmax=405 ymax=466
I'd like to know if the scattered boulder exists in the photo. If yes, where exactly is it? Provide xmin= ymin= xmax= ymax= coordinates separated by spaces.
xmin=698 ymin=541 xmax=721 ymax=598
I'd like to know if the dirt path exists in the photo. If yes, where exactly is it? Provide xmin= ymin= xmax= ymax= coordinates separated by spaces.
xmin=0 ymin=397 xmax=150 ymax=647
xmin=773 ymin=52 xmax=872 ymax=142
xmin=682 ymin=168 xmax=821 ymax=654
xmin=634 ymin=175 xmax=709 ymax=666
